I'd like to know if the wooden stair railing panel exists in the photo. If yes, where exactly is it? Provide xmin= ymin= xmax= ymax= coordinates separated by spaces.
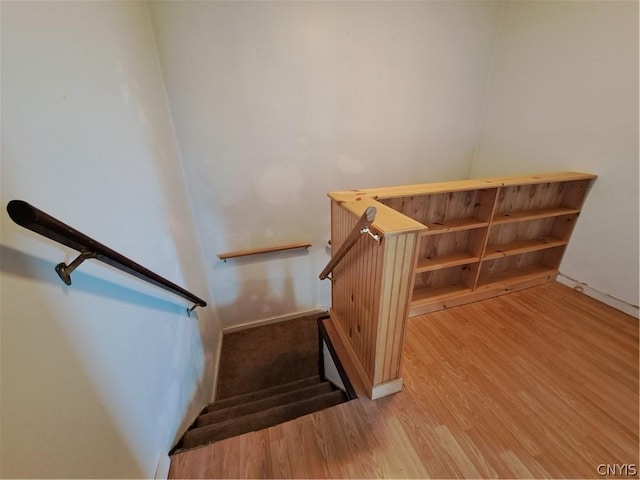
xmin=331 ymin=200 xmax=383 ymax=382
xmin=329 ymin=200 xmax=423 ymax=398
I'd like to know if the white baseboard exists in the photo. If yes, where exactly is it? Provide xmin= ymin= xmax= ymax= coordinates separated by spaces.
xmin=154 ymin=452 xmax=171 ymax=480
xmin=557 ymin=274 xmax=639 ymax=319
xmin=222 ymin=308 xmax=329 ymax=334
xmin=371 ymin=378 xmax=404 ymax=400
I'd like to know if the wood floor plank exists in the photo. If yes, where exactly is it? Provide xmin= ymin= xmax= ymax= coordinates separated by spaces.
xmin=169 ymin=282 xmax=639 ymax=479
xmin=499 ymin=450 xmax=534 ymax=478
xmin=268 ymin=435 xmax=293 ymax=479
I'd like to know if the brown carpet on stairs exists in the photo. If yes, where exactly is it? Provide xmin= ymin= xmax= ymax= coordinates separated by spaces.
xmin=171 ymin=314 xmax=352 ymax=453
xmin=181 ymin=380 xmax=345 ymax=449
xmin=215 ymin=314 xmax=319 ymax=400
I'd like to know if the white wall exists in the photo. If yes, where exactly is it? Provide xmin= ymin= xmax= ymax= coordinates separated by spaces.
xmin=1 ymin=2 xmax=220 ymax=477
xmin=149 ymin=0 xmax=504 ymax=329
xmin=472 ymin=1 xmax=639 ymax=311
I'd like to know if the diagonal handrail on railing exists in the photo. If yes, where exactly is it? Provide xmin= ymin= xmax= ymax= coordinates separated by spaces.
xmin=6 ymin=200 xmax=207 ymax=313
xmin=319 ymin=206 xmax=378 ymax=281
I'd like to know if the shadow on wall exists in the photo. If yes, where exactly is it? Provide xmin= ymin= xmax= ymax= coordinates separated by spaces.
xmin=212 ymin=248 xmax=311 ymax=328
xmin=0 ymin=246 xmax=146 ymax=478
xmin=0 ymin=245 xmax=189 ymax=316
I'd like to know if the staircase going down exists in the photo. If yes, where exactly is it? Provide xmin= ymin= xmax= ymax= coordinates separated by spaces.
xmin=176 ymin=375 xmax=346 ymax=451
xmin=171 ymin=314 xmax=354 ymax=454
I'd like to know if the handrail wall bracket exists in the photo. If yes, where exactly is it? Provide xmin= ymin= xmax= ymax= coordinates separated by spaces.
xmin=55 ymin=251 xmax=97 ymax=285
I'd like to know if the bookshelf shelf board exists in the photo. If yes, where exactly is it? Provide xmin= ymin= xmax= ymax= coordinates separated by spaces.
xmin=483 ymin=237 xmax=568 ymax=260
xmin=477 ymin=265 xmax=557 ymax=289
xmin=492 ymin=207 xmax=580 ymax=225
xmin=421 ymin=219 xmax=488 ymax=236
xmin=412 ymin=284 xmax=473 ymax=305
xmin=416 ymin=253 xmax=479 ymax=273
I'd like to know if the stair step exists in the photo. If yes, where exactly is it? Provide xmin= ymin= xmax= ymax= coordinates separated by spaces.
xmin=196 ymin=382 xmax=335 ymax=428
xmin=182 ymin=389 xmax=347 ymax=450
xmin=206 ymin=375 xmax=322 ymax=412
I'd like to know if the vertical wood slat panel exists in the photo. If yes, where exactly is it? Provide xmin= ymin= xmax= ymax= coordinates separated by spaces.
xmin=365 ymin=218 xmax=382 ymax=380
xmin=331 ymin=200 xmax=384 ymax=379
xmin=330 ymin=200 xmax=419 ymax=392
xmin=388 ymin=231 xmax=419 ymax=380
xmin=375 ymin=232 xmax=420 ymax=384
xmin=375 ymin=235 xmax=399 ymax=383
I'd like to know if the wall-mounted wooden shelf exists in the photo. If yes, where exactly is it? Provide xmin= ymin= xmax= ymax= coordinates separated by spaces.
xmin=217 ymin=242 xmax=311 ymax=262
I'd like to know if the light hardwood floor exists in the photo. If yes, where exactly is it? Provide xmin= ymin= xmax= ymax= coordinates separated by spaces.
xmin=169 ymin=283 xmax=639 ymax=478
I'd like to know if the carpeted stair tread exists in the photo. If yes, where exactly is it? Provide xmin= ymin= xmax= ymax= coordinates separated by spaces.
xmin=196 ymin=382 xmax=335 ymax=428
xmin=216 ymin=315 xmax=319 ymax=399
xmin=206 ymin=375 xmax=322 ymax=413
xmin=182 ymin=389 xmax=347 ymax=450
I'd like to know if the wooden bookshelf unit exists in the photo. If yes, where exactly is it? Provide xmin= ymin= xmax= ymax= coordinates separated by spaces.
xmin=326 ymin=172 xmax=595 ymax=398
xmin=330 ymin=172 xmax=596 ymax=316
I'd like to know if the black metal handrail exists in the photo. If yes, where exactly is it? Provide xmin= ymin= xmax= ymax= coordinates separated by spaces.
xmin=6 ymin=200 xmax=207 ymax=313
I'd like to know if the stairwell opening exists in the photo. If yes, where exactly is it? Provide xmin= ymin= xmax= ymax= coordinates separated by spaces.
xmin=171 ymin=313 xmax=356 ymax=453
